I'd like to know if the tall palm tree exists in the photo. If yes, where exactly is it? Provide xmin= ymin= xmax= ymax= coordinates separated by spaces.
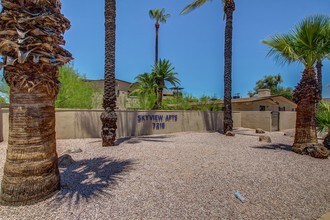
xmin=263 ymin=15 xmax=330 ymax=155
xmin=316 ymin=22 xmax=330 ymax=100
xmin=101 ymin=0 xmax=117 ymax=147
xmin=181 ymin=0 xmax=235 ymax=133
xmin=149 ymin=8 xmax=170 ymax=64
xmin=152 ymin=59 xmax=180 ymax=109
xmin=0 ymin=0 xmax=72 ymax=205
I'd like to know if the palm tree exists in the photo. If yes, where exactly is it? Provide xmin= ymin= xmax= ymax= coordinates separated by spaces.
xmin=101 ymin=0 xmax=117 ymax=147
xmin=181 ymin=0 xmax=236 ymax=133
xmin=0 ymin=0 xmax=72 ymax=205
xmin=316 ymin=101 xmax=330 ymax=149
xmin=149 ymin=8 xmax=170 ymax=64
xmin=130 ymin=72 xmax=157 ymax=110
xmin=152 ymin=59 xmax=180 ymax=109
xmin=316 ymin=22 xmax=330 ymax=100
xmin=263 ymin=15 xmax=330 ymax=154
xmin=130 ymin=72 xmax=157 ymax=96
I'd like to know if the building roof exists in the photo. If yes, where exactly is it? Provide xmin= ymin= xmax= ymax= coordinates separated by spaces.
xmin=323 ymin=98 xmax=330 ymax=103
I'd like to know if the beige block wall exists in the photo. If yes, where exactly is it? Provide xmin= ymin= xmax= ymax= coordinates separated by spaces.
xmin=241 ymin=111 xmax=272 ymax=131
xmin=233 ymin=99 xmax=295 ymax=112
xmin=233 ymin=102 xmax=276 ymax=111
xmin=279 ymin=112 xmax=296 ymax=130
xmin=1 ymin=109 xmax=293 ymax=140
xmin=2 ymin=109 xmax=243 ymax=140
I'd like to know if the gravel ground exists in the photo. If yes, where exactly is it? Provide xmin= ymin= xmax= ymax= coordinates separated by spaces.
xmin=0 ymin=128 xmax=329 ymax=220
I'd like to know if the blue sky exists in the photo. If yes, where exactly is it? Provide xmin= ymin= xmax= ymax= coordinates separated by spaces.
xmin=13 ymin=1 xmax=330 ymax=98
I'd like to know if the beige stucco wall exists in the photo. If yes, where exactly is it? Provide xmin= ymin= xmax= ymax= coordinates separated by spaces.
xmin=233 ymin=97 xmax=296 ymax=112
xmin=1 ymin=109 xmax=243 ymax=140
xmin=233 ymin=101 xmax=277 ymax=111
xmin=241 ymin=111 xmax=272 ymax=131
xmin=279 ymin=112 xmax=296 ymax=131
xmin=0 ymin=109 xmax=295 ymax=140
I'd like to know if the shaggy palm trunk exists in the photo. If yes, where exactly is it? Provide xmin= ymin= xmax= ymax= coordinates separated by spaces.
xmin=223 ymin=2 xmax=235 ymax=133
xmin=316 ymin=60 xmax=323 ymax=100
xmin=157 ymin=80 xmax=164 ymax=109
xmin=101 ymin=0 xmax=117 ymax=147
xmin=292 ymin=68 xmax=320 ymax=153
xmin=155 ymin=23 xmax=160 ymax=65
xmin=0 ymin=0 xmax=71 ymax=205
xmin=1 ymin=82 xmax=59 ymax=205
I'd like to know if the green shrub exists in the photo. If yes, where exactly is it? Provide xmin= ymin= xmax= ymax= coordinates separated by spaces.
xmin=56 ymin=65 xmax=97 ymax=109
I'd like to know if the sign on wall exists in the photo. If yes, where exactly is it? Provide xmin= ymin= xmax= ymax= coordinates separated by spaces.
xmin=137 ymin=114 xmax=178 ymax=130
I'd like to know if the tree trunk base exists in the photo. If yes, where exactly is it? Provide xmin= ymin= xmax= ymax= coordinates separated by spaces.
xmin=0 ymin=185 xmax=59 ymax=206
xmin=100 ymin=109 xmax=117 ymax=147
xmin=293 ymin=143 xmax=329 ymax=159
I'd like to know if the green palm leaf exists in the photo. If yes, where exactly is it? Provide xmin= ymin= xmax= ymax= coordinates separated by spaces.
xmin=263 ymin=14 xmax=330 ymax=68
xmin=149 ymin=8 xmax=170 ymax=23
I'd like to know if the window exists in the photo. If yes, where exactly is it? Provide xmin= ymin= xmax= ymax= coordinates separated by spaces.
xmin=259 ymin=106 xmax=266 ymax=111
xmin=279 ymin=107 xmax=286 ymax=111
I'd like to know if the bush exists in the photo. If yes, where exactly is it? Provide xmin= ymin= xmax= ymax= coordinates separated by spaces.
xmin=56 ymin=65 xmax=97 ymax=109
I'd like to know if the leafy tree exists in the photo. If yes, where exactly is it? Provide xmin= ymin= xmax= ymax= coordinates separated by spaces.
xmin=149 ymin=8 xmax=170 ymax=64
xmin=263 ymin=15 xmax=330 ymax=155
xmin=316 ymin=101 xmax=330 ymax=149
xmin=248 ymin=74 xmax=293 ymax=100
xmin=101 ymin=0 xmax=117 ymax=147
xmin=152 ymin=59 xmax=180 ymax=109
xmin=55 ymin=65 xmax=96 ymax=109
xmin=181 ymin=0 xmax=236 ymax=133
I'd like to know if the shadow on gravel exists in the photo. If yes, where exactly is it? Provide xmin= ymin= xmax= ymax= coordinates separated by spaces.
xmin=251 ymin=144 xmax=292 ymax=152
xmin=115 ymin=137 xmax=132 ymax=145
xmin=235 ymin=132 xmax=264 ymax=137
xmin=125 ymin=135 xmax=173 ymax=144
xmin=49 ymin=157 xmax=136 ymax=209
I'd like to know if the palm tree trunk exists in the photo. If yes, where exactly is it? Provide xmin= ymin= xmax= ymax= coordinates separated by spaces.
xmin=223 ymin=4 xmax=235 ymax=133
xmin=316 ymin=60 xmax=323 ymax=100
xmin=292 ymin=68 xmax=319 ymax=153
xmin=157 ymin=80 xmax=164 ymax=108
xmin=155 ymin=23 xmax=160 ymax=65
xmin=0 ymin=0 xmax=71 ymax=205
xmin=101 ymin=0 xmax=117 ymax=147
xmin=1 ymin=85 xmax=60 ymax=205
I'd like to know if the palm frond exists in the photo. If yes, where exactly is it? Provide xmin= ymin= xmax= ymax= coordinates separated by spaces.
xmin=149 ymin=8 xmax=170 ymax=23
xmin=152 ymin=59 xmax=181 ymax=88
xmin=263 ymin=33 xmax=298 ymax=65
xmin=263 ymin=15 xmax=330 ymax=68
xmin=180 ymin=0 xmax=210 ymax=14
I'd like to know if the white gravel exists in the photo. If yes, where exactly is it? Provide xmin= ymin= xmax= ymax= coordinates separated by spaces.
xmin=0 ymin=128 xmax=329 ymax=220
